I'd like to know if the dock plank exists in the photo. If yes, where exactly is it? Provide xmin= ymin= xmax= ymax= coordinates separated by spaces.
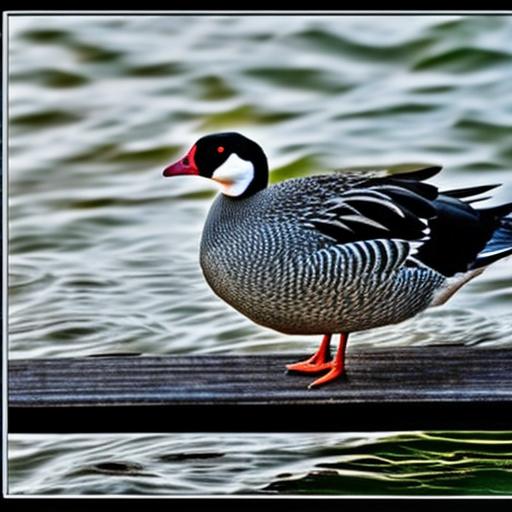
xmin=9 ymin=347 xmax=512 ymax=432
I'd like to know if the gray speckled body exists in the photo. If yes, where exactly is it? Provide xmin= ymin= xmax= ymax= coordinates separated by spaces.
xmin=200 ymin=174 xmax=446 ymax=335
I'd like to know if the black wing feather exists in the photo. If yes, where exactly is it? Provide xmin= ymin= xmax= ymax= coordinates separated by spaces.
xmin=305 ymin=166 xmax=506 ymax=277
xmin=443 ymin=184 xmax=500 ymax=199
xmin=342 ymin=199 xmax=428 ymax=238
xmin=308 ymin=166 xmax=439 ymax=245
xmin=388 ymin=178 xmax=439 ymax=200
xmin=386 ymin=166 xmax=442 ymax=181
xmin=376 ymin=187 xmax=437 ymax=218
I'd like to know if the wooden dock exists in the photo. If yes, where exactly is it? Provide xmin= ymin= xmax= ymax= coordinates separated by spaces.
xmin=8 ymin=347 xmax=512 ymax=432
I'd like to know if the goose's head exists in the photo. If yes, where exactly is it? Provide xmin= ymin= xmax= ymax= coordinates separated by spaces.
xmin=163 ymin=132 xmax=269 ymax=198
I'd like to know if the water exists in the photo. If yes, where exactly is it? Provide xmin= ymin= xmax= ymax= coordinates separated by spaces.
xmin=7 ymin=14 xmax=512 ymax=495
xmin=8 ymin=432 xmax=512 ymax=495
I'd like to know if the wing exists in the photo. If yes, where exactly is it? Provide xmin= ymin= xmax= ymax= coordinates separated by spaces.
xmin=304 ymin=166 xmax=442 ymax=247
xmin=301 ymin=166 xmax=505 ymax=277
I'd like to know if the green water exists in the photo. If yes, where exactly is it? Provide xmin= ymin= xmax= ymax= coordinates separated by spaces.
xmin=7 ymin=14 xmax=512 ymax=496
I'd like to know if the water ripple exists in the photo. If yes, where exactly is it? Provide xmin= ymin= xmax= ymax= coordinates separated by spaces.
xmin=9 ymin=432 xmax=512 ymax=495
xmin=9 ymin=14 xmax=512 ymax=361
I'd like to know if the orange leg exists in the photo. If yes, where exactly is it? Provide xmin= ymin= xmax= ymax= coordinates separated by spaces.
xmin=308 ymin=332 xmax=349 ymax=388
xmin=286 ymin=334 xmax=332 ymax=374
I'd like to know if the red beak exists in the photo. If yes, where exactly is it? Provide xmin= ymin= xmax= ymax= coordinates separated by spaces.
xmin=163 ymin=145 xmax=199 ymax=177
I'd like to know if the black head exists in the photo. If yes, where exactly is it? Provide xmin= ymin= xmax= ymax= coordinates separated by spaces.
xmin=163 ymin=132 xmax=269 ymax=198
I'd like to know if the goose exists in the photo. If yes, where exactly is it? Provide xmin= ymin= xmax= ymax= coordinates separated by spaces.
xmin=163 ymin=132 xmax=512 ymax=388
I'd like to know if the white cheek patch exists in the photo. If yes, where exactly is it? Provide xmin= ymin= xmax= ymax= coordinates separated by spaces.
xmin=211 ymin=153 xmax=255 ymax=197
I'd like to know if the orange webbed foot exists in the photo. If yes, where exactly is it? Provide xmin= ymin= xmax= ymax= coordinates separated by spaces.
xmin=286 ymin=359 xmax=332 ymax=374
xmin=286 ymin=334 xmax=332 ymax=375
xmin=307 ymin=364 xmax=345 ymax=388
xmin=286 ymin=333 xmax=349 ymax=389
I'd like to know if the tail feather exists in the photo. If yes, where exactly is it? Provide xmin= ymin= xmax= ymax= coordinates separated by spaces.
xmin=466 ymin=196 xmax=492 ymax=204
xmin=478 ymin=202 xmax=512 ymax=219
xmin=443 ymin=184 xmax=500 ymax=199
xmin=471 ymin=215 xmax=512 ymax=269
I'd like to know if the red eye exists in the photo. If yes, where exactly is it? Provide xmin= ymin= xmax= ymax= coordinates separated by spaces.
xmin=217 ymin=146 xmax=225 ymax=154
